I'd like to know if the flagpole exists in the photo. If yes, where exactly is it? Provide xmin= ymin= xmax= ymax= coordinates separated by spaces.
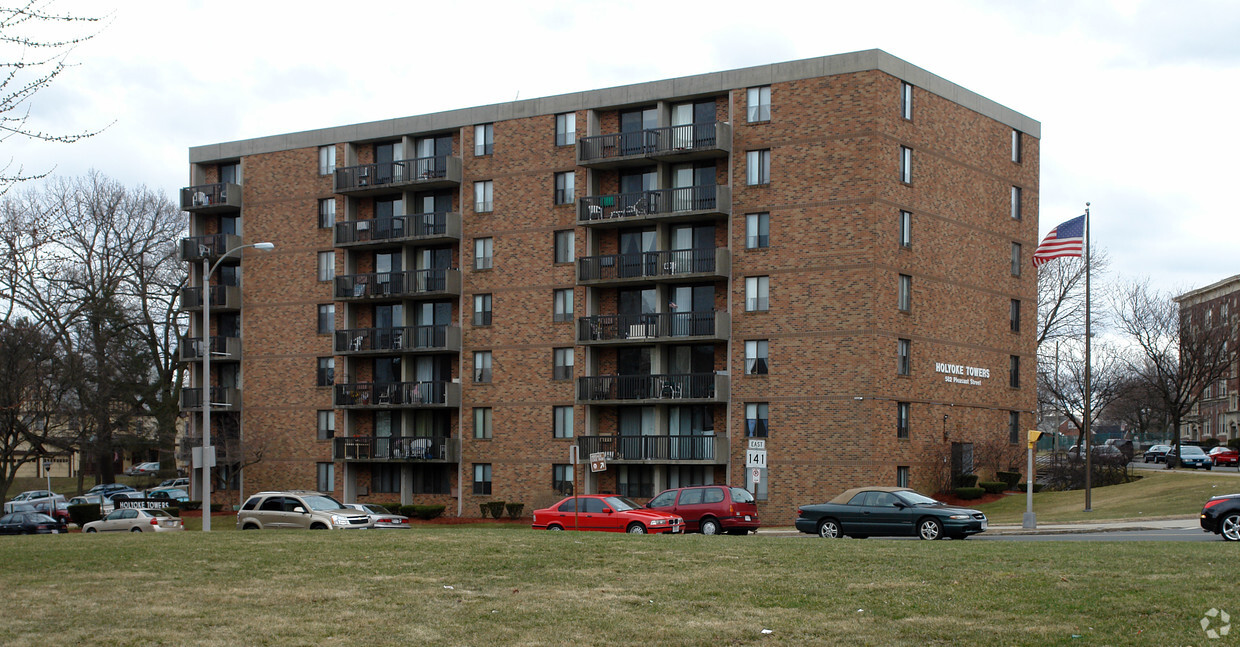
xmin=1083 ymin=203 xmax=1092 ymax=512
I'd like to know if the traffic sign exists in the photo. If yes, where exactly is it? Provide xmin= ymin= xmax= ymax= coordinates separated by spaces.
xmin=745 ymin=449 xmax=767 ymax=468
xmin=589 ymin=452 xmax=607 ymax=473
xmin=747 ymin=439 xmax=765 ymax=450
xmin=750 ymin=467 xmax=761 ymax=484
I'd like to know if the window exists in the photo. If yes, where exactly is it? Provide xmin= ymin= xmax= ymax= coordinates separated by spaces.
xmin=552 ymin=464 xmax=573 ymax=494
xmin=746 ymin=276 xmax=769 ymax=311
xmin=472 ymin=464 xmax=492 ymax=495
xmin=218 ymin=162 xmax=239 ymax=185
xmin=554 ymin=405 xmax=573 ymax=438
xmin=316 ymin=462 xmax=335 ymax=492
xmin=900 ymin=146 xmax=912 ymax=183
xmin=553 ymin=288 xmax=574 ymax=322
xmin=474 ymin=180 xmax=493 ymax=212
xmin=746 ymin=213 xmax=769 ymax=249
xmin=555 ymin=112 xmax=576 ymax=146
xmin=554 ymin=172 xmax=575 ymax=205
xmin=473 ymin=407 xmax=492 ymax=439
xmin=1009 ymin=411 xmax=1020 ymax=444
xmin=898 ymin=274 xmax=912 ymax=312
xmin=554 ymin=229 xmax=575 ymax=263
xmin=897 ymin=402 xmax=910 ymax=439
xmin=474 ymin=350 xmax=492 ymax=383
xmin=1012 ymin=129 xmax=1022 ymax=163
xmin=473 ymin=294 xmax=492 ymax=326
xmin=899 ymin=210 xmax=912 ymax=248
xmin=318 ymin=198 xmax=336 ymax=229
xmin=373 ymin=465 xmax=400 ymax=493
xmin=474 ymin=123 xmax=493 ymax=156
xmin=746 ymin=150 xmax=770 ymax=185
xmin=745 ymin=403 xmax=768 ymax=437
xmin=1011 ymin=242 xmax=1022 ymax=277
xmin=896 ymin=466 xmax=910 ymax=488
xmin=316 ymin=357 xmax=334 ymax=386
xmin=317 ymin=251 xmax=335 ymax=282
xmin=317 ymin=304 xmax=335 ymax=334
xmin=318 ymin=146 xmax=336 ymax=175
xmin=553 ymin=348 xmax=573 ymax=381
xmin=474 ymin=237 xmax=493 ymax=270
xmin=901 ymin=82 xmax=913 ymax=120
xmin=1010 ymin=355 xmax=1020 ymax=388
xmin=745 ymin=340 xmax=769 ymax=375
xmin=747 ymin=86 xmax=771 ymax=122
xmin=1011 ymin=186 xmax=1022 ymax=220
xmin=897 ymin=339 xmax=910 ymax=376
xmin=317 ymin=410 xmax=334 ymax=440
xmin=1010 ymin=299 xmax=1021 ymax=332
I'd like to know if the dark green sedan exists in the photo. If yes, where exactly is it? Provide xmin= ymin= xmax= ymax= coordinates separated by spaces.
xmin=795 ymin=487 xmax=987 ymax=540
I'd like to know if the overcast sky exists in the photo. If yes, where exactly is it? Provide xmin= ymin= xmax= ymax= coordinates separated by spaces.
xmin=8 ymin=0 xmax=1238 ymax=297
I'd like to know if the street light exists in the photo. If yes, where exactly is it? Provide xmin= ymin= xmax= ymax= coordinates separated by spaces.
xmin=201 ymin=241 xmax=274 ymax=532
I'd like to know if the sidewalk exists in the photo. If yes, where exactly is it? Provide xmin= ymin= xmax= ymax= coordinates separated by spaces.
xmin=755 ymin=515 xmax=1201 ymax=537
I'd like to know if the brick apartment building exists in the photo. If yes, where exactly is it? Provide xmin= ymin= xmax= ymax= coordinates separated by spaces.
xmin=179 ymin=49 xmax=1039 ymax=523
xmin=1175 ymin=275 xmax=1240 ymax=443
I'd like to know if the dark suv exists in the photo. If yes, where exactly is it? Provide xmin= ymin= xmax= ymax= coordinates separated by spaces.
xmin=646 ymin=485 xmax=760 ymax=535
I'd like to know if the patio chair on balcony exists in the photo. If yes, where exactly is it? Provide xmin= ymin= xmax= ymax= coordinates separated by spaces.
xmin=193 ymin=191 xmax=210 ymax=207
xmin=587 ymin=205 xmax=603 ymax=220
xmin=409 ymin=438 xmax=434 ymax=460
xmin=350 ymin=335 xmax=365 ymax=352
xmin=376 ymin=385 xmax=395 ymax=405
xmin=352 ymin=276 xmax=368 ymax=297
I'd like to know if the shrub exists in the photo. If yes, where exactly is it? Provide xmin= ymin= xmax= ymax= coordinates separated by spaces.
xmin=1017 ymin=482 xmax=1045 ymax=493
xmin=399 ymin=505 xmax=418 ymax=518
xmin=1228 ymin=438 xmax=1240 ymax=451
xmin=412 ymin=505 xmax=444 ymax=520
xmin=209 ymin=503 xmax=225 ymax=513
xmin=505 ymin=503 xmax=524 ymax=519
xmin=68 ymin=503 xmax=102 ymax=527
xmin=995 ymin=471 xmax=1022 ymax=489
xmin=953 ymin=487 xmax=985 ymax=500
xmin=978 ymin=481 xmax=1007 ymax=495
xmin=166 ymin=507 xmax=181 ymax=518
xmin=383 ymin=503 xmax=402 ymax=515
xmin=1203 ymin=437 xmax=1220 ymax=449
xmin=954 ymin=473 xmax=979 ymax=488
xmin=481 ymin=501 xmax=506 ymax=519
xmin=181 ymin=500 xmax=202 ymax=511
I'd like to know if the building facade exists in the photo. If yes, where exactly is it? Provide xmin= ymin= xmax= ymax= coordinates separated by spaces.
xmin=180 ymin=50 xmax=1039 ymax=523
xmin=1175 ymin=275 xmax=1240 ymax=443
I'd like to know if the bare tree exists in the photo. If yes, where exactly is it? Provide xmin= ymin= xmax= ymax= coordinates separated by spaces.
xmin=1036 ymin=250 xmax=1109 ymax=348
xmin=1037 ymin=339 xmax=1126 ymax=447
xmin=0 ymin=318 xmax=70 ymax=503
xmin=1101 ymin=372 xmax=1172 ymax=444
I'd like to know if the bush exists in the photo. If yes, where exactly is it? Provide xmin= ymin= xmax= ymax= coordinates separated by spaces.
xmin=181 ymin=500 xmax=202 ymax=511
xmin=1204 ymin=437 xmax=1221 ymax=449
xmin=480 ymin=501 xmax=506 ymax=519
xmin=1017 ymin=482 xmax=1045 ymax=493
xmin=209 ymin=503 xmax=225 ymax=513
xmin=505 ymin=503 xmax=524 ymax=519
xmin=995 ymin=471 xmax=1022 ymax=489
xmin=412 ymin=505 xmax=445 ymax=520
xmin=68 ymin=503 xmax=102 ymax=527
xmin=166 ymin=507 xmax=180 ymax=518
xmin=953 ymin=487 xmax=985 ymax=500
xmin=978 ymin=481 xmax=1007 ymax=495
xmin=1228 ymin=438 xmax=1240 ymax=451
xmin=383 ymin=503 xmax=402 ymax=515
xmin=954 ymin=473 xmax=979 ymax=488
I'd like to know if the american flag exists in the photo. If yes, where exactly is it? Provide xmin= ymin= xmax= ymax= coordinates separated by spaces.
xmin=1032 ymin=215 xmax=1086 ymax=267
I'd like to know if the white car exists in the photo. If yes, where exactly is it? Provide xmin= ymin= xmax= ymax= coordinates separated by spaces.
xmin=83 ymin=508 xmax=183 ymax=533
xmin=3 ymin=490 xmax=66 ymax=514
xmin=342 ymin=503 xmax=411 ymax=529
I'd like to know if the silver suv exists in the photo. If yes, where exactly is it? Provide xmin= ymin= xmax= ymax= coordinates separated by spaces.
xmin=236 ymin=491 xmax=371 ymax=530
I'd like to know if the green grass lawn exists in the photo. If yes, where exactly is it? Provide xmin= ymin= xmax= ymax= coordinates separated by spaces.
xmin=977 ymin=470 xmax=1240 ymax=524
xmin=0 ymin=526 xmax=1233 ymax=646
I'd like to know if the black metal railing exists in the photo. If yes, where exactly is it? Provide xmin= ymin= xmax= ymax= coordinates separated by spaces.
xmin=333 ymin=325 xmax=454 ymax=353
xmin=333 ymin=435 xmax=452 ymax=461
xmin=334 ymin=381 xmax=450 ymax=407
xmin=178 ymin=335 xmax=239 ymax=360
xmin=578 ymin=248 xmax=718 ymax=282
xmin=576 ymin=435 xmax=718 ymax=461
xmin=180 ymin=387 xmax=236 ymax=409
xmin=577 ymin=374 xmax=717 ymax=401
xmin=579 ymin=186 xmax=718 ymax=222
xmin=578 ymin=123 xmax=720 ymax=162
xmin=334 ymin=156 xmax=450 ymax=191
xmin=180 ymin=234 xmax=241 ymax=261
xmin=180 ymin=183 xmax=233 ymax=209
xmin=334 ymin=212 xmax=451 ymax=245
xmin=179 ymin=285 xmax=238 ymax=309
xmin=334 ymin=269 xmax=452 ymax=299
xmin=578 ymin=311 xmax=716 ymax=342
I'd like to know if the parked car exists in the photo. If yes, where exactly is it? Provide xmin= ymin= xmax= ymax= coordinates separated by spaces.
xmin=342 ymin=503 xmax=411 ymax=529
xmin=1175 ymin=445 xmax=1213 ymax=469
xmin=0 ymin=512 xmax=65 ymax=535
xmin=1068 ymin=444 xmax=1125 ymax=462
xmin=795 ymin=487 xmax=988 ymax=540
xmin=1200 ymin=493 xmax=1240 ymax=540
xmin=83 ymin=508 xmax=183 ymax=533
xmin=1207 ymin=446 xmax=1239 ymax=467
xmin=156 ymin=477 xmax=190 ymax=489
xmin=531 ymin=495 xmax=684 ymax=534
xmin=124 ymin=462 xmax=161 ymax=477
xmin=108 ymin=491 xmax=147 ymax=502
xmin=86 ymin=483 xmax=136 ymax=496
xmin=1143 ymin=445 xmax=1171 ymax=463
xmin=645 ymin=485 xmax=759 ymax=535
xmin=3 ymin=490 xmax=66 ymax=514
xmin=146 ymin=488 xmax=190 ymax=503
xmin=31 ymin=500 xmax=72 ymax=525
xmin=68 ymin=494 xmax=114 ymax=515
xmin=236 ymin=491 xmax=372 ymax=530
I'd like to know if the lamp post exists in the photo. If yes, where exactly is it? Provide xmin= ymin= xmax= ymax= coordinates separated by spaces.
xmin=201 ymin=241 xmax=273 ymax=531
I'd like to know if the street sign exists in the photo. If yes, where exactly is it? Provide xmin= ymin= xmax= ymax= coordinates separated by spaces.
xmin=745 ymin=449 xmax=767 ymax=468
xmin=589 ymin=452 xmax=607 ymax=473
xmin=747 ymin=439 xmax=765 ymax=450
xmin=42 ymin=460 xmax=52 ymax=472
xmin=750 ymin=467 xmax=761 ymax=484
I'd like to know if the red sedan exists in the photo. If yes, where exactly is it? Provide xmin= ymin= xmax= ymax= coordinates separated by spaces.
xmin=1209 ymin=447 xmax=1239 ymax=467
xmin=532 ymin=495 xmax=684 ymax=534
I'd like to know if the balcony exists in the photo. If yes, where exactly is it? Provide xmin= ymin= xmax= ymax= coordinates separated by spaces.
xmin=576 ymin=122 xmax=732 ymax=169
xmin=181 ymin=183 xmax=242 ymax=213
xmin=577 ymin=247 xmax=730 ymax=286
xmin=334 ymin=269 xmax=461 ymax=301
xmin=180 ymin=285 xmax=243 ymax=312
xmin=181 ymin=234 xmax=243 ymax=263
xmin=578 ymin=311 xmax=730 ymax=345
xmin=333 ymin=381 xmax=461 ymax=409
xmin=333 ymin=156 xmax=463 ymax=196
xmin=180 ymin=386 xmax=241 ymax=412
xmin=578 ymin=185 xmax=730 ymax=226
xmin=178 ymin=335 xmax=242 ymax=363
xmin=333 ymin=436 xmax=460 ymax=463
xmin=576 ymin=373 xmax=729 ymax=404
xmin=334 ymin=212 xmax=461 ymax=248
xmin=334 ymin=325 xmax=461 ymax=355
xmin=575 ymin=434 xmax=728 ymax=464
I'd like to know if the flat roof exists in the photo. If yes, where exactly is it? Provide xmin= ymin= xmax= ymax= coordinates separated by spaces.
xmin=1174 ymin=274 xmax=1240 ymax=304
xmin=190 ymin=48 xmax=1040 ymax=164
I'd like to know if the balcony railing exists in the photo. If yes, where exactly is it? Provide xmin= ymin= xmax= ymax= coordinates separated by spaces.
xmin=334 ymin=212 xmax=461 ymax=247
xmin=181 ymin=183 xmax=242 ymax=212
xmin=180 ymin=234 xmax=243 ymax=263
xmin=178 ymin=335 xmax=242 ymax=362
xmin=333 ymin=436 xmax=460 ymax=463
xmin=575 ymin=434 xmax=727 ymax=463
xmin=333 ymin=381 xmax=460 ymax=408
xmin=578 ymin=311 xmax=729 ymax=344
xmin=578 ymin=185 xmax=730 ymax=224
xmin=334 ymin=269 xmax=461 ymax=300
xmin=180 ymin=386 xmax=241 ymax=411
xmin=334 ymin=325 xmax=461 ymax=354
xmin=180 ymin=285 xmax=242 ymax=311
xmin=577 ymin=247 xmax=730 ymax=284
xmin=576 ymin=373 xmax=728 ymax=403
xmin=333 ymin=156 xmax=463 ymax=194
xmin=576 ymin=122 xmax=731 ymax=166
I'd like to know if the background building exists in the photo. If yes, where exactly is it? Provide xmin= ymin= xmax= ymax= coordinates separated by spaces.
xmin=1175 ymin=275 xmax=1240 ymax=443
xmin=181 ymin=50 xmax=1039 ymax=522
